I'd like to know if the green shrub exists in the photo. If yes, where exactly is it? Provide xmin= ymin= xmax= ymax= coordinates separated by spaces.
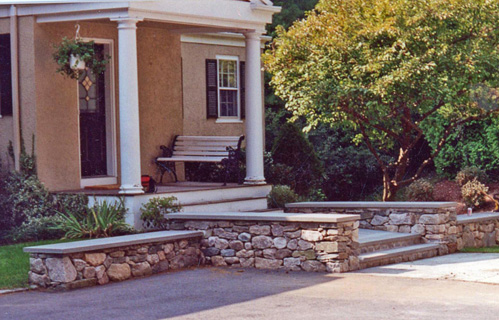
xmin=427 ymin=118 xmax=499 ymax=178
xmin=140 ymin=197 xmax=182 ymax=230
xmin=267 ymin=185 xmax=300 ymax=208
xmin=0 ymin=139 xmax=90 ymax=243
xmin=455 ymin=166 xmax=489 ymax=187
xmin=268 ymin=122 xmax=324 ymax=197
xmin=405 ymin=179 xmax=434 ymax=201
xmin=461 ymin=179 xmax=488 ymax=208
xmin=53 ymin=200 xmax=130 ymax=239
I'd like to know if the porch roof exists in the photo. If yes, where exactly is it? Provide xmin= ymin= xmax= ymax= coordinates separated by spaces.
xmin=0 ymin=0 xmax=281 ymax=34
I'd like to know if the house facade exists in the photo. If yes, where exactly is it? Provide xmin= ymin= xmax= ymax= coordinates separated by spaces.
xmin=0 ymin=0 xmax=279 ymax=193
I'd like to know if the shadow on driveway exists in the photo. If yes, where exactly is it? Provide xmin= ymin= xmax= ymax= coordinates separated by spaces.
xmin=0 ymin=267 xmax=338 ymax=320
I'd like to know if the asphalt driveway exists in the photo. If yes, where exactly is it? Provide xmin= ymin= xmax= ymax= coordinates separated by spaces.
xmin=1 ymin=262 xmax=499 ymax=320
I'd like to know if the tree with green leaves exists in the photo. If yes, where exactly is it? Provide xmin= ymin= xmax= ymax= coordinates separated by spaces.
xmin=265 ymin=0 xmax=499 ymax=201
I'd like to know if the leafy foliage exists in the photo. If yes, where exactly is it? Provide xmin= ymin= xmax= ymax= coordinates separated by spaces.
xmin=0 ymin=141 xmax=89 ymax=243
xmin=461 ymin=178 xmax=488 ymax=208
xmin=265 ymin=0 xmax=499 ymax=201
xmin=455 ymin=166 xmax=489 ymax=187
xmin=53 ymin=37 xmax=110 ymax=79
xmin=429 ymin=118 xmax=499 ymax=177
xmin=266 ymin=122 xmax=324 ymax=198
xmin=140 ymin=197 xmax=182 ymax=230
xmin=53 ymin=200 xmax=130 ymax=239
xmin=405 ymin=179 xmax=434 ymax=201
xmin=267 ymin=185 xmax=300 ymax=209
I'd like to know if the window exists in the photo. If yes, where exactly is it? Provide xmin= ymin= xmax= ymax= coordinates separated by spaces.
xmin=206 ymin=57 xmax=245 ymax=120
xmin=0 ymin=34 xmax=12 ymax=117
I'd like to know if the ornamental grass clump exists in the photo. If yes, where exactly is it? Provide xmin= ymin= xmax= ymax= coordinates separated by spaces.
xmin=461 ymin=178 xmax=488 ymax=209
xmin=53 ymin=200 xmax=130 ymax=239
xmin=405 ymin=179 xmax=434 ymax=201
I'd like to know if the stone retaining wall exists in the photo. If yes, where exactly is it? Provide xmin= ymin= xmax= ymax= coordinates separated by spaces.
xmin=456 ymin=217 xmax=499 ymax=250
xmin=286 ymin=202 xmax=458 ymax=253
xmin=27 ymin=238 xmax=204 ymax=290
xmin=167 ymin=219 xmax=360 ymax=273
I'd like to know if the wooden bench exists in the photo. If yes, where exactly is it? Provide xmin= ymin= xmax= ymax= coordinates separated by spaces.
xmin=155 ymin=135 xmax=244 ymax=184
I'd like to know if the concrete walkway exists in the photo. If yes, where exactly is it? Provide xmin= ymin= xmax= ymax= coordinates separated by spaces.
xmin=356 ymin=252 xmax=499 ymax=284
xmin=1 ymin=264 xmax=499 ymax=320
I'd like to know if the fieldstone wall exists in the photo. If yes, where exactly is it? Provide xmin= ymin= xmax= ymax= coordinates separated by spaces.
xmin=286 ymin=204 xmax=458 ymax=253
xmin=167 ymin=219 xmax=360 ymax=273
xmin=456 ymin=219 xmax=499 ymax=250
xmin=28 ymin=238 xmax=204 ymax=290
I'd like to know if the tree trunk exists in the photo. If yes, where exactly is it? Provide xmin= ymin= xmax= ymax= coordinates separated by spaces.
xmin=382 ymin=173 xmax=399 ymax=201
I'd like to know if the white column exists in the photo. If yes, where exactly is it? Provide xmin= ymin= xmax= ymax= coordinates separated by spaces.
xmin=244 ymin=32 xmax=266 ymax=185
xmin=114 ymin=18 xmax=144 ymax=194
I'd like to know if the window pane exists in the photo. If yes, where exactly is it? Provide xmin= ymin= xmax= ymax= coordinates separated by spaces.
xmin=218 ymin=59 xmax=237 ymax=88
xmin=220 ymin=90 xmax=238 ymax=117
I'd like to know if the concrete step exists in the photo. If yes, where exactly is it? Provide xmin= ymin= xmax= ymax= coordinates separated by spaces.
xmin=168 ymin=184 xmax=271 ymax=205
xmin=359 ymin=229 xmax=423 ymax=254
xmin=243 ymin=208 xmax=284 ymax=213
xmin=359 ymin=243 xmax=441 ymax=269
xmin=181 ymin=197 xmax=268 ymax=213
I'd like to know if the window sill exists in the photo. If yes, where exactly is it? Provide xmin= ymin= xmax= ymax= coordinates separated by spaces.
xmin=215 ymin=118 xmax=244 ymax=124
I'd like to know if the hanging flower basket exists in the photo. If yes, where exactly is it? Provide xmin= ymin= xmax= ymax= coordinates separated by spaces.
xmin=53 ymin=37 xmax=110 ymax=80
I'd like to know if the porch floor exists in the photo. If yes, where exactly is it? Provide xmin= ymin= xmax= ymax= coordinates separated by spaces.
xmin=58 ymin=182 xmax=260 ymax=196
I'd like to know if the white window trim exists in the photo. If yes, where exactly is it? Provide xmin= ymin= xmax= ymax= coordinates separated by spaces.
xmin=216 ymin=55 xmax=240 ymax=122
xmin=78 ymin=38 xmax=118 ymax=188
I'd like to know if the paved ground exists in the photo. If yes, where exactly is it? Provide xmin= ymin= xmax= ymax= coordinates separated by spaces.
xmin=357 ymin=253 xmax=499 ymax=284
xmin=1 ymin=258 xmax=499 ymax=320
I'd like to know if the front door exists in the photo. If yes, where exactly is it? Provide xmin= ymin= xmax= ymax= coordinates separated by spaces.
xmin=79 ymin=44 xmax=108 ymax=177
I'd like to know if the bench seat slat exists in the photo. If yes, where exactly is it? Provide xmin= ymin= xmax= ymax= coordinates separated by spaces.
xmin=175 ymin=146 xmax=229 ymax=152
xmin=173 ymin=151 xmax=229 ymax=157
xmin=176 ymin=141 xmax=239 ymax=148
xmin=177 ymin=136 xmax=241 ymax=142
xmin=157 ymin=156 xmax=226 ymax=162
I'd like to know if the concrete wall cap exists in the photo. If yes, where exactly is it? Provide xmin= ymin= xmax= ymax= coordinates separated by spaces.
xmin=23 ymin=230 xmax=204 ymax=255
xmin=456 ymin=212 xmax=499 ymax=225
xmin=166 ymin=212 xmax=360 ymax=223
xmin=285 ymin=201 xmax=458 ymax=209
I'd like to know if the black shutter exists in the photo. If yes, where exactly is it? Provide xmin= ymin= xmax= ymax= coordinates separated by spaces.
xmin=240 ymin=61 xmax=245 ymax=119
xmin=206 ymin=59 xmax=218 ymax=118
xmin=0 ymin=34 xmax=12 ymax=117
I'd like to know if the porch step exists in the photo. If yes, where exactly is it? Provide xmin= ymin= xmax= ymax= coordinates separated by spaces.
xmin=243 ymin=208 xmax=284 ymax=213
xmin=358 ymin=243 xmax=440 ymax=269
xmin=180 ymin=197 xmax=268 ymax=213
xmin=359 ymin=229 xmax=422 ymax=254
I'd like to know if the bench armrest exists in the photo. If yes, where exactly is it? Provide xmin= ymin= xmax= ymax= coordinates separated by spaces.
xmin=159 ymin=145 xmax=174 ymax=158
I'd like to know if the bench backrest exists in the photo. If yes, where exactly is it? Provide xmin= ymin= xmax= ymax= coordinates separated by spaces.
xmin=172 ymin=135 xmax=243 ymax=158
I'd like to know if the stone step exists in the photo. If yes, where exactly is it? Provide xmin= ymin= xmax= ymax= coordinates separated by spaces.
xmin=180 ymin=197 xmax=268 ymax=213
xmin=359 ymin=229 xmax=423 ymax=254
xmin=359 ymin=243 xmax=441 ymax=269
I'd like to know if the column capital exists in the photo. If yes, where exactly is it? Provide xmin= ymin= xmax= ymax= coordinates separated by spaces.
xmin=243 ymin=31 xmax=263 ymax=41
xmin=111 ymin=17 xmax=143 ymax=30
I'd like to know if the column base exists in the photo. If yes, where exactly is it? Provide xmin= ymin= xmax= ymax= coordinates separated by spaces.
xmin=119 ymin=184 xmax=145 ymax=195
xmin=244 ymin=176 xmax=267 ymax=185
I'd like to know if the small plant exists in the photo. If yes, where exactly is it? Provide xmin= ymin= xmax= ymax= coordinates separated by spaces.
xmin=455 ymin=166 xmax=488 ymax=187
xmin=461 ymin=179 xmax=489 ymax=208
xmin=405 ymin=179 xmax=434 ymax=201
xmin=267 ymin=185 xmax=300 ymax=209
xmin=53 ymin=200 xmax=129 ymax=239
xmin=53 ymin=37 xmax=110 ymax=79
xmin=140 ymin=197 xmax=182 ymax=230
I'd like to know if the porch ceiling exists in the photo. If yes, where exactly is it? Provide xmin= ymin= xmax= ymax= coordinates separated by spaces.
xmin=0 ymin=0 xmax=280 ymax=34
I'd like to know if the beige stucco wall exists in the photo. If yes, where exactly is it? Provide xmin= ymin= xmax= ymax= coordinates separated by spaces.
xmin=22 ymin=21 xmax=183 ymax=191
xmin=137 ymin=27 xmax=183 ymax=180
xmin=0 ymin=18 xmax=13 ymax=171
xmin=33 ymin=21 xmax=119 ymax=191
xmin=181 ymin=42 xmax=246 ymax=137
